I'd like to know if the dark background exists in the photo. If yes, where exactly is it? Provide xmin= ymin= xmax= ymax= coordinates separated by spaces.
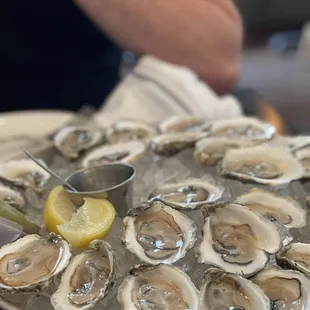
xmin=234 ymin=0 xmax=310 ymax=133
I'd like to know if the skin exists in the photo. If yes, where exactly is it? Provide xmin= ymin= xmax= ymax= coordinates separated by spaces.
xmin=74 ymin=0 xmax=244 ymax=94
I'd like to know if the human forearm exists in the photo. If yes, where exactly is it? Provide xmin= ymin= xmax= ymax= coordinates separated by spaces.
xmin=74 ymin=0 xmax=243 ymax=93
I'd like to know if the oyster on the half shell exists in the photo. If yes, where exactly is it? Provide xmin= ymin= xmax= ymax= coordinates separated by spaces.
xmin=106 ymin=119 xmax=157 ymax=144
xmin=0 ymin=159 xmax=51 ymax=191
xmin=159 ymin=116 xmax=205 ymax=133
xmin=122 ymin=201 xmax=197 ymax=264
xmin=0 ymin=183 xmax=26 ymax=213
xmin=148 ymin=178 xmax=224 ymax=210
xmin=0 ymin=233 xmax=71 ymax=291
xmin=263 ymin=135 xmax=310 ymax=152
xmin=54 ymin=126 xmax=103 ymax=160
xmin=117 ymin=264 xmax=199 ymax=310
xmin=196 ymin=203 xmax=283 ymax=277
xmin=194 ymin=137 xmax=256 ymax=166
xmin=294 ymin=148 xmax=310 ymax=178
xmin=235 ymin=188 xmax=306 ymax=228
xmin=199 ymin=268 xmax=270 ymax=310
xmin=221 ymin=146 xmax=305 ymax=185
xmin=276 ymin=242 xmax=310 ymax=276
xmin=206 ymin=116 xmax=276 ymax=141
xmin=151 ymin=132 xmax=207 ymax=156
xmin=51 ymin=240 xmax=115 ymax=310
xmin=253 ymin=268 xmax=310 ymax=310
xmin=81 ymin=141 xmax=146 ymax=168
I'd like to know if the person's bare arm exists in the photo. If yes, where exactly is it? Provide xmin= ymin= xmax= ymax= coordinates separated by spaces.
xmin=74 ymin=0 xmax=243 ymax=93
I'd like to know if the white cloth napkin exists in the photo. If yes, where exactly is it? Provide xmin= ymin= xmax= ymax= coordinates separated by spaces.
xmin=95 ymin=55 xmax=243 ymax=127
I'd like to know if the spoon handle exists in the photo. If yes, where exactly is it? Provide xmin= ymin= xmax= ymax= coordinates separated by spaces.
xmin=23 ymin=150 xmax=78 ymax=192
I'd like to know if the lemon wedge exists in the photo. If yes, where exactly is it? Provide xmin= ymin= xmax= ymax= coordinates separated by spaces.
xmin=0 ymin=201 xmax=40 ymax=234
xmin=44 ymin=185 xmax=75 ymax=234
xmin=57 ymin=197 xmax=116 ymax=248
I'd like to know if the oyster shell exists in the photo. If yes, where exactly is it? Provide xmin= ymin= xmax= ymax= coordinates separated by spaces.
xmin=194 ymin=137 xmax=256 ymax=166
xmin=263 ymin=135 xmax=310 ymax=152
xmin=117 ymin=264 xmax=199 ymax=310
xmin=0 ymin=233 xmax=71 ymax=290
xmin=148 ymin=178 xmax=224 ymax=210
xmin=122 ymin=201 xmax=197 ymax=264
xmin=159 ymin=116 xmax=205 ymax=133
xmin=0 ymin=159 xmax=51 ymax=191
xmin=51 ymin=240 xmax=115 ymax=310
xmin=54 ymin=126 xmax=103 ymax=160
xmin=81 ymin=141 xmax=146 ymax=168
xmin=199 ymin=268 xmax=270 ymax=310
xmin=151 ymin=132 xmax=207 ymax=156
xmin=253 ymin=268 xmax=310 ymax=310
xmin=221 ymin=146 xmax=305 ymax=185
xmin=106 ymin=119 xmax=157 ymax=144
xmin=276 ymin=243 xmax=310 ymax=276
xmin=206 ymin=116 xmax=276 ymax=141
xmin=294 ymin=148 xmax=310 ymax=178
xmin=196 ymin=203 xmax=283 ymax=277
xmin=235 ymin=188 xmax=306 ymax=228
xmin=0 ymin=183 xmax=25 ymax=213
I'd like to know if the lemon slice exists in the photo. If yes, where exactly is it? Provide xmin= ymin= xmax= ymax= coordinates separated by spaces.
xmin=44 ymin=185 xmax=75 ymax=234
xmin=57 ymin=197 xmax=116 ymax=248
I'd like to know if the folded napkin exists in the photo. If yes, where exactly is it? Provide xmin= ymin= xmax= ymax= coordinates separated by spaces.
xmin=95 ymin=55 xmax=243 ymax=126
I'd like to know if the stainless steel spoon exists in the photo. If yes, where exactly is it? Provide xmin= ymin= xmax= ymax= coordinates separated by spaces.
xmin=23 ymin=149 xmax=78 ymax=192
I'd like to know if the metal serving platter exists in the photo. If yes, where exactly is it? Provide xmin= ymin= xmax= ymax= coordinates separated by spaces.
xmin=0 ymin=123 xmax=309 ymax=310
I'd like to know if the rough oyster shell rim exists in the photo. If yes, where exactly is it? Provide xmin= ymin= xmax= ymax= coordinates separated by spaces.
xmin=220 ymin=145 xmax=305 ymax=185
xmin=122 ymin=201 xmax=197 ymax=265
xmin=50 ymin=239 xmax=116 ymax=310
xmin=117 ymin=263 xmax=199 ymax=310
xmin=0 ymin=233 xmax=71 ymax=292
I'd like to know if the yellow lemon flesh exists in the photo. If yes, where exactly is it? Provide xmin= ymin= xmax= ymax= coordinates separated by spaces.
xmin=44 ymin=185 xmax=75 ymax=234
xmin=57 ymin=197 xmax=116 ymax=248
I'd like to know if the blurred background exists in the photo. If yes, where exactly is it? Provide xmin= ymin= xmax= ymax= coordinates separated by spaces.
xmin=234 ymin=0 xmax=310 ymax=133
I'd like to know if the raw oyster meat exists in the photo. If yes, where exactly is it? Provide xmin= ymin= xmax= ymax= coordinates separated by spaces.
xmin=0 ymin=233 xmax=71 ymax=290
xmin=106 ymin=119 xmax=157 ymax=144
xmin=235 ymin=188 xmax=306 ymax=228
xmin=54 ymin=126 xmax=103 ymax=160
xmin=122 ymin=201 xmax=197 ymax=264
xmin=159 ymin=116 xmax=205 ymax=133
xmin=51 ymin=240 xmax=115 ymax=310
xmin=194 ymin=137 xmax=255 ymax=166
xmin=206 ymin=116 xmax=276 ymax=141
xmin=117 ymin=264 xmax=199 ymax=310
xmin=0 ymin=159 xmax=51 ymax=191
xmin=151 ymin=132 xmax=207 ymax=156
xmin=81 ymin=141 xmax=146 ymax=168
xmin=276 ymin=243 xmax=310 ymax=276
xmin=199 ymin=268 xmax=270 ymax=310
xmin=148 ymin=178 xmax=224 ymax=210
xmin=221 ymin=146 xmax=305 ymax=185
xmin=253 ymin=268 xmax=310 ymax=310
xmin=294 ymin=148 xmax=310 ymax=178
xmin=0 ymin=182 xmax=25 ymax=213
xmin=196 ymin=203 xmax=283 ymax=277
